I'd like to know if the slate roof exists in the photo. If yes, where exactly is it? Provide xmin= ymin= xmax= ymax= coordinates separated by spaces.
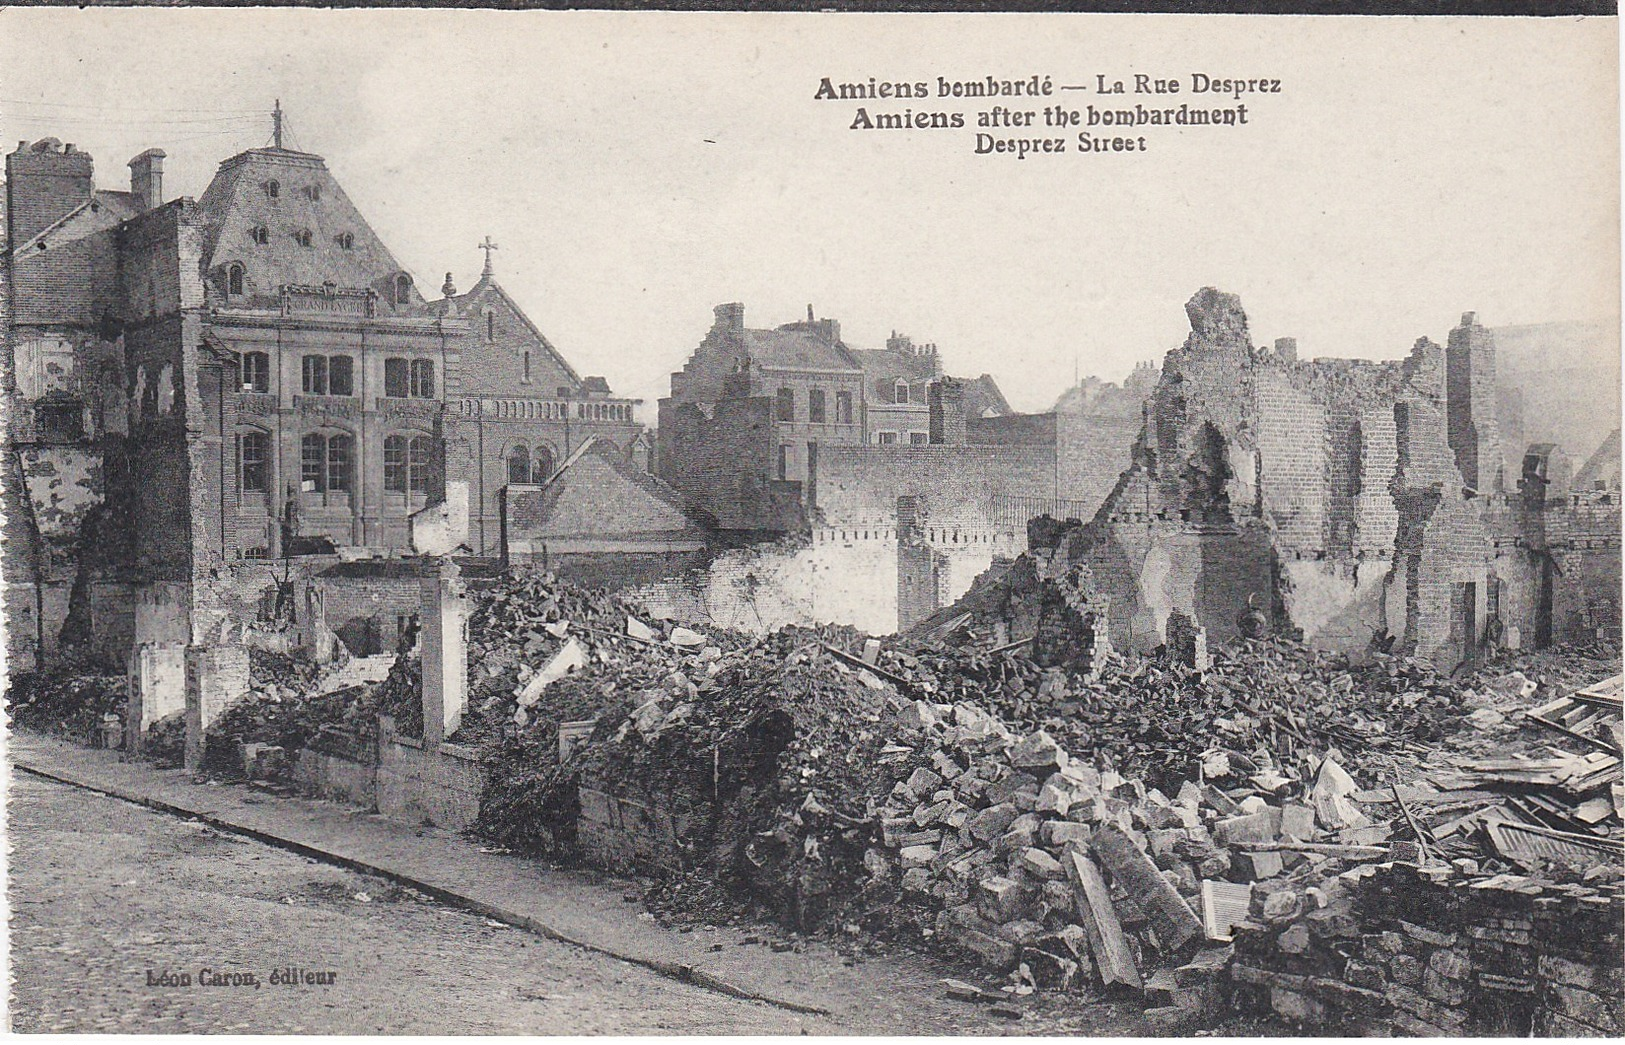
xmin=196 ymin=146 xmax=425 ymax=312
xmin=1574 ymin=428 xmax=1622 ymax=491
xmin=742 ymin=325 xmax=862 ymax=372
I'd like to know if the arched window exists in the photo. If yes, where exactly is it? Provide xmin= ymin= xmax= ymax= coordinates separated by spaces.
xmin=250 ymin=225 xmax=269 ymax=245
xmin=300 ymin=432 xmax=352 ymax=493
xmin=507 ymin=445 xmax=530 ymax=485
xmin=226 ymin=263 xmax=245 ymax=297
xmin=531 ymin=447 xmax=555 ymax=485
xmin=304 ymin=184 xmax=321 ymax=201
xmin=294 ymin=229 xmax=313 ymax=248
xmin=894 ymin=379 xmax=909 ymax=405
xmin=237 ymin=430 xmax=269 ymax=493
xmin=522 ymin=350 xmax=531 ymax=382
xmin=335 ymin=231 xmax=354 ymax=250
xmin=394 ymin=274 xmax=412 ymax=307
xmin=266 ymin=179 xmax=280 ymax=200
xmin=239 ymin=351 xmax=270 ymax=393
xmin=384 ymin=434 xmax=435 ymax=495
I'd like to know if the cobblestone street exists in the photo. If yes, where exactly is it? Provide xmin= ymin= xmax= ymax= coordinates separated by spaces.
xmin=7 ymin=773 xmax=814 ymax=1034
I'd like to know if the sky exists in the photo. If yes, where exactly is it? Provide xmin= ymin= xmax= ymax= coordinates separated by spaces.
xmin=3 ymin=10 xmax=1619 ymax=417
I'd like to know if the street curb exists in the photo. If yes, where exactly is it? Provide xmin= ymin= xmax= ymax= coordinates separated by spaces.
xmin=13 ymin=757 xmax=829 ymax=1018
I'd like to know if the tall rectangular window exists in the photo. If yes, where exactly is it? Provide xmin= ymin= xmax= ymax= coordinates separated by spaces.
xmin=778 ymin=444 xmax=790 ymax=480
xmin=776 ymin=387 xmax=795 ymax=422
xmin=328 ymin=355 xmax=354 ymax=396
xmin=301 ymin=433 xmax=326 ymax=491
xmin=808 ymin=389 xmax=827 ymax=423
xmin=384 ymin=358 xmax=409 ymax=398
xmin=410 ymin=359 xmax=435 ymax=398
xmin=383 ymin=435 xmax=407 ymax=492
xmin=835 ymin=391 xmax=853 ymax=424
xmin=302 ymin=355 xmax=328 ymax=395
xmin=238 ymin=431 xmax=268 ymax=492
xmin=240 ymin=352 xmax=270 ymax=394
xmin=327 ymin=434 xmax=351 ymax=491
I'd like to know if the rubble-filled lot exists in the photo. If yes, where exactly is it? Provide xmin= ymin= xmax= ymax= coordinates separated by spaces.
xmin=22 ymin=561 xmax=1619 ymax=1034
xmin=422 ymin=566 xmax=1623 ymax=1031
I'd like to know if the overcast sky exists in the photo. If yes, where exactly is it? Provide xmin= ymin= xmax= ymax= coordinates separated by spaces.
xmin=4 ymin=11 xmax=1618 ymax=415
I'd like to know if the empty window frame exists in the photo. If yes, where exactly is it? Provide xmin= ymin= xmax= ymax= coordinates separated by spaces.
xmin=776 ymin=387 xmax=795 ymax=422
xmin=835 ymin=390 xmax=853 ymax=424
xmin=808 ymin=389 xmax=827 ymax=423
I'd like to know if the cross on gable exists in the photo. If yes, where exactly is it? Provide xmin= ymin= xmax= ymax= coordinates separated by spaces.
xmin=478 ymin=235 xmax=499 ymax=276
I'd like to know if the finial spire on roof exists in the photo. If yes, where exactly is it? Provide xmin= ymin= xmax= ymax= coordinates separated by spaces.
xmin=273 ymin=99 xmax=283 ymax=150
xmin=479 ymin=235 xmax=499 ymax=278
xmin=442 ymin=272 xmax=457 ymax=298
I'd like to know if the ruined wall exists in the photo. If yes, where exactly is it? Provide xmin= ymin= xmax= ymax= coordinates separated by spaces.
xmin=656 ymin=395 xmax=804 ymax=531
xmin=1231 ymin=864 xmax=1623 ymax=1037
xmin=817 ymin=445 xmax=1057 ymax=532
xmin=377 ymin=716 xmax=483 ymax=831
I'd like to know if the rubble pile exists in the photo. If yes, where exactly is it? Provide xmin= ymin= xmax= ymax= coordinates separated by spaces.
xmin=901 ymin=636 xmax=1485 ymax=793
xmin=205 ymin=683 xmax=377 ymax=775
xmin=5 ymin=670 xmax=127 ymax=746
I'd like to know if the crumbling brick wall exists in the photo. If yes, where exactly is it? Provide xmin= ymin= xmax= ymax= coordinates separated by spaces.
xmin=1230 ymin=864 xmax=1622 ymax=1037
xmin=818 ymin=445 xmax=1057 ymax=533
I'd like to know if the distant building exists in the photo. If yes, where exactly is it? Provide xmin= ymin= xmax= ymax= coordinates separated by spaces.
xmin=657 ymin=303 xmax=1015 ymax=531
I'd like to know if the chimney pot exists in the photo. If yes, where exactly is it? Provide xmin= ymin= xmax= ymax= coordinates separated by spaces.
xmin=713 ymin=302 xmax=745 ymax=334
xmin=1460 ymin=311 xmax=1477 ymax=327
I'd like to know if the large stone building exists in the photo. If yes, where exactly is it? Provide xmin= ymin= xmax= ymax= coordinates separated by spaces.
xmin=2 ymin=132 xmax=641 ymax=675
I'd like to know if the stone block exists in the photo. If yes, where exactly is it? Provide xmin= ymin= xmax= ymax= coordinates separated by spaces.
xmin=1547 ymin=984 xmax=1619 ymax=1033
xmin=1214 ymin=809 xmax=1279 ymax=845
xmin=906 ymin=767 xmax=944 ymax=796
xmin=1269 ymin=987 xmax=1327 ymax=1024
xmin=967 ymin=803 xmax=1019 ymax=842
xmin=1388 ymin=953 xmax=1423 ymax=986
xmin=1041 ymin=820 xmax=1091 ymax=848
xmin=899 ymin=844 xmax=937 ymax=871
xmin=1233 ymin=850 xmax=1284 ymax=881
xmin=1344 ymin=959 xmax=1385 ymax=991
xmin=1398 ymin=919 xmax=1457 ymax=948
xmin=1422 ymin=968 xmax=1468 ymax=1006
xmin=1427 ymin=947 xmax=1471 ymax=981
xmin=1279 ymin=802 xmax=1315 ymax=840
xmin=986 ymin=772 xmax=1040 ymax=805
xmin=978 ymin=875 xmax=1025 ymax=923
xmin=1019 ymin=847 xmax=1064 ymax=879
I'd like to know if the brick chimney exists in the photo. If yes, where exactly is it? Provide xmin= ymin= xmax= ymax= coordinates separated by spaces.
xmin=5 ymin=138 xmax=94 ymax=244
xmin=1447 ymin=311 xmax=1501 ymax=493
xmin=1273 ymin=337 xmax=1297 ymax=361
xmin=713 ymin=302 xmax=745 ymax=334
xmin=128 ymin=148 xmax=166 ymax=213
xmin=929 ymin=377 xmax=967 ymax=445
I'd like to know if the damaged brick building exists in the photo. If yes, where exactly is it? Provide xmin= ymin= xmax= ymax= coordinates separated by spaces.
xmin=2 ymin=132 xmax=641 ymax=693
xmin=1023 ymin=287 xmax=1621 ymax=667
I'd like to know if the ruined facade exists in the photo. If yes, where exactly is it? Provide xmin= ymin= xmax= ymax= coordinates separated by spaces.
xmin=1031 ymin=288 xmax=1620 ymax=667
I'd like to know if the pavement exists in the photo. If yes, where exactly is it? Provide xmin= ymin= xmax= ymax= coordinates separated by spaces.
xmin=8 ymin=729 xmax=1143 ymax=1035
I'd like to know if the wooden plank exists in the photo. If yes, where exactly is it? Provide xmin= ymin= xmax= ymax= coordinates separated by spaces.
xmin=1063 ymin=848 xmax=1141 ymax=990
xmin=1091 ymin=824 xmax=1203 ymax=953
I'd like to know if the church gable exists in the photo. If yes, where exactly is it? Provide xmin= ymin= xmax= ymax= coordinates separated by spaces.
xmin=454 ymin=277 xmax=583 ymax=396
xmin=196 ymin=148 xmax=422 ymax=311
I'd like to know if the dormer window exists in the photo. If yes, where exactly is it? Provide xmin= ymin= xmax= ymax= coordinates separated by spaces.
xmin=250 ymin=225 xmax=269 ymax=245
xmin=393 ymin=273 xmax=412 ymax=306
xmin=335 ymin=232 xmax=354 ymax=250
xmin=304 ymin=184 xmax=321 ymax=201
xmin=226 ymin=263 xmax=245 ymax=297
xmin=894 ymin=379 xmax=909 ymax=404
xmin=293 ymin=229 xmax=313 ymax=248
xmin=266 ymin=179 xmax=280 ymax=200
